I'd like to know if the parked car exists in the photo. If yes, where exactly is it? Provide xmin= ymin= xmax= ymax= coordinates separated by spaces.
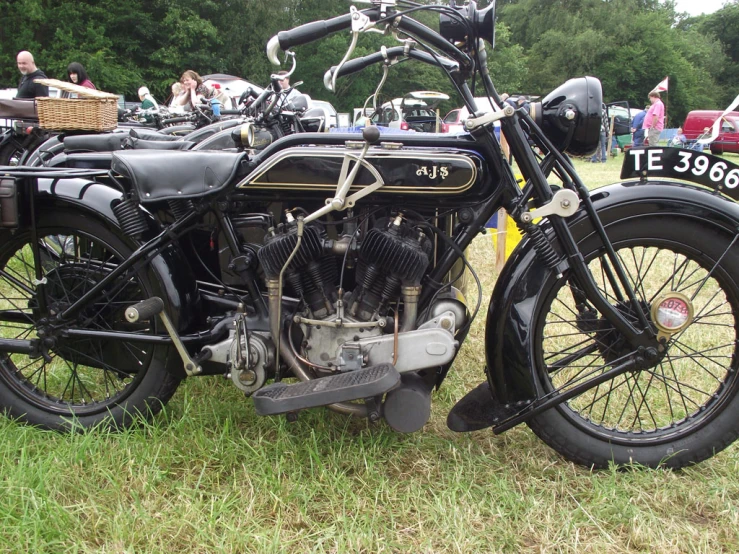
xmin=0 ymin=89 xmax=17 ymax=128
xmin=369 ymin=91 xmax=450 ymax=132
xmin=310 ymin=100 xmax=339 ymax=130
xmin=605 ymin=102 xmax=639 ymax=149
xmin=443 ymin=97 xmax=501 ymax=136
xmin=682 ymin=110 xmax=739 ymax=155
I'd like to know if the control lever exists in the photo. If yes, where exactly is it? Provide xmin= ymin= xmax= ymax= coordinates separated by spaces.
xmin=304 ymin=126 xmax=385 ymax=223
xmin=519 ymin=189 xmax=580 ymax=223
xmin=327 ymin=6 xmax=373 ymax=92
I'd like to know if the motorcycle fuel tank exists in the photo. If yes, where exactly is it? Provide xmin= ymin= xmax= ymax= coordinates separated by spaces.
xmin=237 ymin=143 xmax=490 ymax=203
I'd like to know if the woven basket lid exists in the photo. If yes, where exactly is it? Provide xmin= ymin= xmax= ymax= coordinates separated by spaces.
xmin=33 ymin=78 xmax=119 ymax=100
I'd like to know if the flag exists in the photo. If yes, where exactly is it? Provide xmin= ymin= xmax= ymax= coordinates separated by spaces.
xmin=651 ymin=77 xmax=669 ymax=94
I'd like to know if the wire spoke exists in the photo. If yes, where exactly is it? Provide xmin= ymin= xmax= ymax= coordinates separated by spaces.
xmin=540 ymin=239 xmax=738 ymax=437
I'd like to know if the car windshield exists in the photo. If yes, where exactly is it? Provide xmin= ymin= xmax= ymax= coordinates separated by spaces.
xmin=370 ymin=107 xmax=397 ymax=125
xmin=404 ymin=108 xmax=435 ymax=119
xmin=444 ymin=110 xmax=460 ymax=123
xmin=722 ymin=117 xmax=738 ymax=133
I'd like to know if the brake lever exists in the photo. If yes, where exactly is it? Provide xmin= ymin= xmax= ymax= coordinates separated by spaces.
xmin=270 ymin=51 xmax=297 ymax=83
xmin=327 ymin=6 xmax=376 ymax=92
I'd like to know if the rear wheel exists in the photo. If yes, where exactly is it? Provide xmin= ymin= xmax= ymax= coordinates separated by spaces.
xmin=528 ymin=217 xmax=739 ymax=468
xmin=0 ymin=139 xmax=25 ymax=167
xmin=0 ymin=212 xmax=180 ymax=430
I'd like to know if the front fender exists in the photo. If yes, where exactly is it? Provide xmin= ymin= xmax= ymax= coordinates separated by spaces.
xmin=485 ymin=180 xmax=739 ymax=404
xmin=33 ymin=178 xmax=199 ymax=334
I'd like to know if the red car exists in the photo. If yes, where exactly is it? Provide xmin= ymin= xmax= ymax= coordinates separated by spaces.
xmin=682 ymin=110 xmax=739 ymax=155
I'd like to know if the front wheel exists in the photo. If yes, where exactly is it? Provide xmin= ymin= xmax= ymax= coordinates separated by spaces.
xmin=527 ymin=217 xmax=739 ymax=468
xmin=0 ymin=211 xmax=181 ymax=431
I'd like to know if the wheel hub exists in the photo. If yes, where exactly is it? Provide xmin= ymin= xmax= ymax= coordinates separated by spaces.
xmin=651 ymin=292 xmax=694 ymax=342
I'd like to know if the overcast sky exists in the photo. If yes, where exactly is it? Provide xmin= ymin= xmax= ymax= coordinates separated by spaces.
xmin=671 ymin=0 xmax=727 ymax=16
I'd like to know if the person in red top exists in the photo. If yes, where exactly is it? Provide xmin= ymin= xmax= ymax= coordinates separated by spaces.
xmin=67 ymin=62 xmax=96 ymax=89
xmin=642 ymin=91 xmax=664 ymax=146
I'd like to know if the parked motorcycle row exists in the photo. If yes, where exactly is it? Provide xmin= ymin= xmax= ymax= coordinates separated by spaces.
xmin=2 ymin=0 xmax=739 ymax=470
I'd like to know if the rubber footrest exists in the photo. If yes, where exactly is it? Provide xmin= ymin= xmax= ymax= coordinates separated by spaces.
xmin=253 ymin=363 xmax=400 ymax=416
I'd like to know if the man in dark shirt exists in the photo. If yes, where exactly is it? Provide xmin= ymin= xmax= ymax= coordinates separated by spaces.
xmin=630 ymin=107 xmax=648 ymax=147
xmin=15 ymin=51 xmax=49 ymax=99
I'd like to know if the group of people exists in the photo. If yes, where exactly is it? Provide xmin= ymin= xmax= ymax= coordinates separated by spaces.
xmin=13 ymin=50 xmax=230 ymax=114
xmin=588 ymin=91 xmax=665 ymax=163
xmin=16 ymin=51 xmax=96 ymax=99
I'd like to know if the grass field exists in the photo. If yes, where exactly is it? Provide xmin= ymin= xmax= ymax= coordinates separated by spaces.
xmin=2 ymin=153 xmax=739 ymax=553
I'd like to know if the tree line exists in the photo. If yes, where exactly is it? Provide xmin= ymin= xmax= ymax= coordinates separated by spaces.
xmin=1 ymin=0 xmax=737 ymax=124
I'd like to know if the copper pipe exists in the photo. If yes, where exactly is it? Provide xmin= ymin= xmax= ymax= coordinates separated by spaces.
xmin=392 ymin=306 xmax=399 ymax=366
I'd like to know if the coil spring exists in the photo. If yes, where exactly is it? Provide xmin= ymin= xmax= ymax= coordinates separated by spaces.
xmin=525 ymin=222 xmax=561 ymax=270
xmin=168 ymin=199 xmax=194 ymax=220
xmin=112 ymin=198 xmax=147 ymax=238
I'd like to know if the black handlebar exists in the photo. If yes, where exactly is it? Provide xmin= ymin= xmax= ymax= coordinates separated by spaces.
xmin=277 ymin=13 xmax=355 ymax=50
xmin=327 ymin=47 xmax=459 ymax=81
xmin=270 ymin=7 xmax=470 ymax=69
xmin=161 ymin=116 xmax=192 ymax=125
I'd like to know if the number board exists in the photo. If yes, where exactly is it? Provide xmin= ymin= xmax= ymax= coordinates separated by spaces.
xmin=620 ymin=147 xmax=739 ymax=200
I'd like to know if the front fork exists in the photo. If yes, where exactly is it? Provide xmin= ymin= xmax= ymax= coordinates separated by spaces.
xmin=499 ymin=111 xmax=659 ymax=354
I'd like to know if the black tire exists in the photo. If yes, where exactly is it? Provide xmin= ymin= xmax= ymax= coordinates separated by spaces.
xmin=0 ymin=139 xmax=25 ymax=167
xmin=0 ymin=211 xmax=180 ymax=431
xmin=527 ymin=216 xmax=739 ymax=468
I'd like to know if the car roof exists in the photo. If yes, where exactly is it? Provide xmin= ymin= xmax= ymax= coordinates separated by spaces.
xmin=201 ymin=76 xmax=263 ymax=97
xmin=311 ymin=100 xmax=337 ymax=115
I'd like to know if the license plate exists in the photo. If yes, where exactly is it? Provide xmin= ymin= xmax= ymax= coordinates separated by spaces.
xmin=620 ymin=147 xmax=739 ymax=198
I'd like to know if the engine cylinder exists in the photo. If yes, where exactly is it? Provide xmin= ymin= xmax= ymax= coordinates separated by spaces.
xmin=258 ymin=223 xmax=322 ymax=279
xmin=359 ymin=223 xmax=432 ymax=285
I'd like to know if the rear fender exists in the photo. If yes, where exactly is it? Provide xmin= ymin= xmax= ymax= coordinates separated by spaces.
xmin=33 ymin=178 xmax=199 ymax=336
xmin=24 ymin=135 xmax=64 ymax=167
xmin=485 ymin=180 xmax=739 ymax=404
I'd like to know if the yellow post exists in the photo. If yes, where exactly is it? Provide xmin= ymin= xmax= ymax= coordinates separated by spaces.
xmin=500 ymin=131 xmax=511 ymax=164
xmin=607 ymin=114 xmax=616 ymax=157
xmin=496 ymin=208 xmax=507 ymax=272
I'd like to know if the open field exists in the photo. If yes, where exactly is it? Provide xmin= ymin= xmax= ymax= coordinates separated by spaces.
xmin=2 ymin=153 xmax=739 ymax=553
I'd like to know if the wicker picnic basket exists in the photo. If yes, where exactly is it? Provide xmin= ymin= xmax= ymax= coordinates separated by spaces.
xmin=33 ymin=78 xmax=120 ymax=131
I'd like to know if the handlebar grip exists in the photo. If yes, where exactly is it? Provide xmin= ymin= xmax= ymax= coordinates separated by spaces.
xmin=329 ymin=51 xmax=387 ymax=79
xmin=324 ymin=47 xmax=460 ymax=89
xmin=277 ymin=13 xmax=353 ymax=50
xmin=219 ymin=110 xmax=242 ymax=116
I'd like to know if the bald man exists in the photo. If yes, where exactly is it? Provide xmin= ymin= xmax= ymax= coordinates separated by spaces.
xmin=16 ymin=51 xmax=49 ymax=99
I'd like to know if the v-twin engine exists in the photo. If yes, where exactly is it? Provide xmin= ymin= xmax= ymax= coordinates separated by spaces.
xmin=256 ymin=214 xmax=466 ymax=374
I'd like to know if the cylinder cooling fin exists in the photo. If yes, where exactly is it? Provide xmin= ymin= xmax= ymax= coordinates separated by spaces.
xmin=359 ymin=219 xmax=432 ymax=285
xmin=257 ymin=223 xmax=323 ymax=279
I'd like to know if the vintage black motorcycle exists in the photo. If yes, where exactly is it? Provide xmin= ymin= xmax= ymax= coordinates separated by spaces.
xmin=2 ymin=0 xmax=739 ymax=470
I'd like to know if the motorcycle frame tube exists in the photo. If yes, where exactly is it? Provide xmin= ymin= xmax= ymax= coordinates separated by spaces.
xmin=485 ymin=179 xmax=739 ymax=405
xmin=56 ymin=208 xmax=200 ymax=323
